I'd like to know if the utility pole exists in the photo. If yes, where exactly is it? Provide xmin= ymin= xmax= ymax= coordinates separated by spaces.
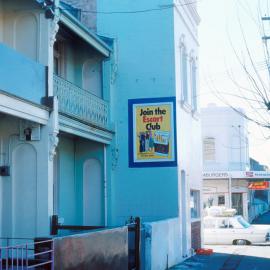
xmin=262 ymin=16 xmax=270 ymax=71
xmin=232 ymin=125 xmax=242 ymax=171
xmin=238 ymin=125 xmax=242 ymax=171
xmin=228 ymin=174 xmax=232 ymax=209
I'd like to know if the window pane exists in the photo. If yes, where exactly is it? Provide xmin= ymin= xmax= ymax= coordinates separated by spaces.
xmin=203 ymin=137 xmax=216 ymax=161
xmin=181 ymin=47 xmax=188 ymax=102
xmin=218 ymin=195 xmax=225 ymax=206
xmin=191 ymin=62 xmax=197 ymax=111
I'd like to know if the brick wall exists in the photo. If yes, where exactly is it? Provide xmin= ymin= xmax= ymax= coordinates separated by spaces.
xmin=191 ymin=221 xmax=201 ymax=250
xmin=62 ymin=0 xmax=96 ymax=30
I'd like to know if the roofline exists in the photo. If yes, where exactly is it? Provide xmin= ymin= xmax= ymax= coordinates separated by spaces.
xmin=59 ymin=9 xmax=112 ymax=57
xmin=34 ymin=1 xmax=112 ymax=56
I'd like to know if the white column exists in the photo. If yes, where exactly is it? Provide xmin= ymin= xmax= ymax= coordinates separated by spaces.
xmin=228 ymin=175 xmax=232 ymax=208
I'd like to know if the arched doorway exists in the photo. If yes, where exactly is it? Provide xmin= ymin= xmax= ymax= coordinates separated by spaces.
xmin=12 ymin=143 xmax=37 ymax=238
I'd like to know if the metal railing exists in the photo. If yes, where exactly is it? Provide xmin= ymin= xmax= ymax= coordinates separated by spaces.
xmin=51 ymin=215 xmax=105 ymax=235
xmin=53 ymin=75 xmax=109 ymax=129
xmin=0 ymin=238 xmax=54 ymax=270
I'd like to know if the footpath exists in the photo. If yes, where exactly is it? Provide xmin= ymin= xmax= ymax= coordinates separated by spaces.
xmin=170 ymin=210 xmax=270 ymax=269
xmin=169 ymin=252 xmax=229 ymax=270
xmin=169 ymin=245 xmax=270 ymax=270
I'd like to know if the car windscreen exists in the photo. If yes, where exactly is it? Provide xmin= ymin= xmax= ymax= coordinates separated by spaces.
xmin=237 ymin=216 xmax=251 ymax=228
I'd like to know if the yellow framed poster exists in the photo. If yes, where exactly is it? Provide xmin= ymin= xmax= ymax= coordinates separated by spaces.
xmin=128 ymin=97 xmax=177 ymax=167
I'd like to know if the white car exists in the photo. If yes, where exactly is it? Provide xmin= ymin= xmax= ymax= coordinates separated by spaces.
xmin=204 ymin=215 xmax=270 ymax=245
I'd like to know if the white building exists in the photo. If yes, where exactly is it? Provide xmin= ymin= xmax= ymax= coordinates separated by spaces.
xmin=202 ymin=104 xmax=269 ymax=221
xmin=202 ymin=104 xmax=249 ymax=172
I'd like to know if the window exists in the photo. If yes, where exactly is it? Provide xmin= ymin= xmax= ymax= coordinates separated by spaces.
xmin=203 ymin=137 xmax=216 ymax=161
xmin=190 ymin=190 xmax=200 ymax=219
xmin=82 ymin=57 xmax=103 ymax=98
xmin=191 ymin=59 xmax=197 ymax=111
xmin=236 ymin=216 xmax=250 ymax=229
xmin=181 ymin=45 xmax=188 ymax=103
xmin=53 ymin=41 xmax=65 ymax=77
xmin=218 ymin=195 xmax=225 ymax=206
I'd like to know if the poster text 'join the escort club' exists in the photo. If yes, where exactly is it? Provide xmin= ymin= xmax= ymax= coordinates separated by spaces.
xmin=128 ymin=97 xmax=177 ymax=168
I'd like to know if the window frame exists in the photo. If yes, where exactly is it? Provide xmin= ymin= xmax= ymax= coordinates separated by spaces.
xmin=190 ymin=58 xmax=197 ymax=112
xmin=180 ymin=44 xmax=189 ymax=104
xmin=203 ymin=137 xmax=216 ymax=161
xmin=53 ymin=40 xmax=66 ymax=78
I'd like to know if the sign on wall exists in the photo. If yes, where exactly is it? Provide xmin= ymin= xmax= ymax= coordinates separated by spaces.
xmin=128 ymin=97 xmax=177 ymax=168
xmin=248 ymin=181 xmax=269 ymax=190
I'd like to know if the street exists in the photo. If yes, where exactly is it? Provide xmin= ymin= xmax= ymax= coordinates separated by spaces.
xmin=170 ymin=211 xmax=270 ymax=270
xmin=170 ymin=245 xmax=270 ymax=270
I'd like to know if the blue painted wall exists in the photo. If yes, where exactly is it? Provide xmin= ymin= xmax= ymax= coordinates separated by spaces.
xmin=97 ymin=0 xmax=179 ymax=225
xmin=0 ymin=43 xmax=46 ymax=105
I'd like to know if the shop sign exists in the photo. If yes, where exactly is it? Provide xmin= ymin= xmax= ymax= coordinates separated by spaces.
xmin=128 ymin=97 xmax=177 ymax=167
xmin=246 ymin=171 xmax=270 ymax=178
xmin=203 ymin=172 xmax=229 ymax=179
xmin=248 ymin=181 xmax=269 ymax=190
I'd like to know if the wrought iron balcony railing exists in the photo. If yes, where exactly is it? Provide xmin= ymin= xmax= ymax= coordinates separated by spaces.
xmin=53 ymin=75 xmax=109 ymax=129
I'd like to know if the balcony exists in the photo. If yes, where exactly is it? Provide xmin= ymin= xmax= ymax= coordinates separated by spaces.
xmin=0 ymin=43 xmax=46 ymax=105
xmin=53 ymin=75 xmax=109 ymax=129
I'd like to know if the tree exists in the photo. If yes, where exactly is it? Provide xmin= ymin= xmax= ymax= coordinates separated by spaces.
xmin=204 ymin=0 xmax=270 ymax=132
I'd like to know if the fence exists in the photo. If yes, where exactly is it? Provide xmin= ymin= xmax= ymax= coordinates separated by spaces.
xmin=0 ymin=216 xmax=142 ymax=270
xmin=0 ymin=238 xmax=54 ymax=270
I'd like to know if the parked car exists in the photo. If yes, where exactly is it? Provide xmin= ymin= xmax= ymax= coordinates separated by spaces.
xmin=204 ymin=215 xmax=270 ymax=245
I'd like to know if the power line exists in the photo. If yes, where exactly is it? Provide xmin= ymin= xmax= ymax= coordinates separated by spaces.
xmin=59 ymin=1 xmax=200 ymax=15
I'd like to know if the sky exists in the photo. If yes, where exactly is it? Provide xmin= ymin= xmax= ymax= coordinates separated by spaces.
xmin=199 ymin=0 xmax=270 ymax=168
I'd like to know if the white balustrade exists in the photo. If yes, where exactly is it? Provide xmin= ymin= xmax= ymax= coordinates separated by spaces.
xmin=53 ymin=75 xmax=109 ymax=129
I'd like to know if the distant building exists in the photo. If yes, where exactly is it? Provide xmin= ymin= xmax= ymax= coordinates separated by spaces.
xmin=202 ymin=105 xmax=270 ymax=222
xmin=250 ymin=158 xmax=269 ymax=171
xmin=249 ymin=158 xmax=270 ymax=214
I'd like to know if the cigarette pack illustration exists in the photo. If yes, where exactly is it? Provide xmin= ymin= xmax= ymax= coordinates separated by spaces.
xmin=154 ymin=131 xmax=170 ymax=156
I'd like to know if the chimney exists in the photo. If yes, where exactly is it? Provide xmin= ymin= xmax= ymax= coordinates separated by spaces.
xmin=62 ymin=0 xmax=96 ymax=30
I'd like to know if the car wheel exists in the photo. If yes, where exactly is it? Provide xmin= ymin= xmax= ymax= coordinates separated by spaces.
xmin=233 ymin=239 xmax=250 ymax=245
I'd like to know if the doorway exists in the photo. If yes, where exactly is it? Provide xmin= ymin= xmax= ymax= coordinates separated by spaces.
xmin=12 ymin=143 xmax=37 ymax=238
xmin=181 ymin=170 xmax=188 ymax=257
xmin=83 ymin=159 xmax=104 ymax=226
xmin=232 ymin=193 xmax=243 ymax=216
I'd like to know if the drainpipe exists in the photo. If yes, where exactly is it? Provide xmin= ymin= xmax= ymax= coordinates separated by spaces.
xmin=228 ymin=174 xmax=232 ymax=208
xmin=104 ymin=145 xmax=108 ymax=226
